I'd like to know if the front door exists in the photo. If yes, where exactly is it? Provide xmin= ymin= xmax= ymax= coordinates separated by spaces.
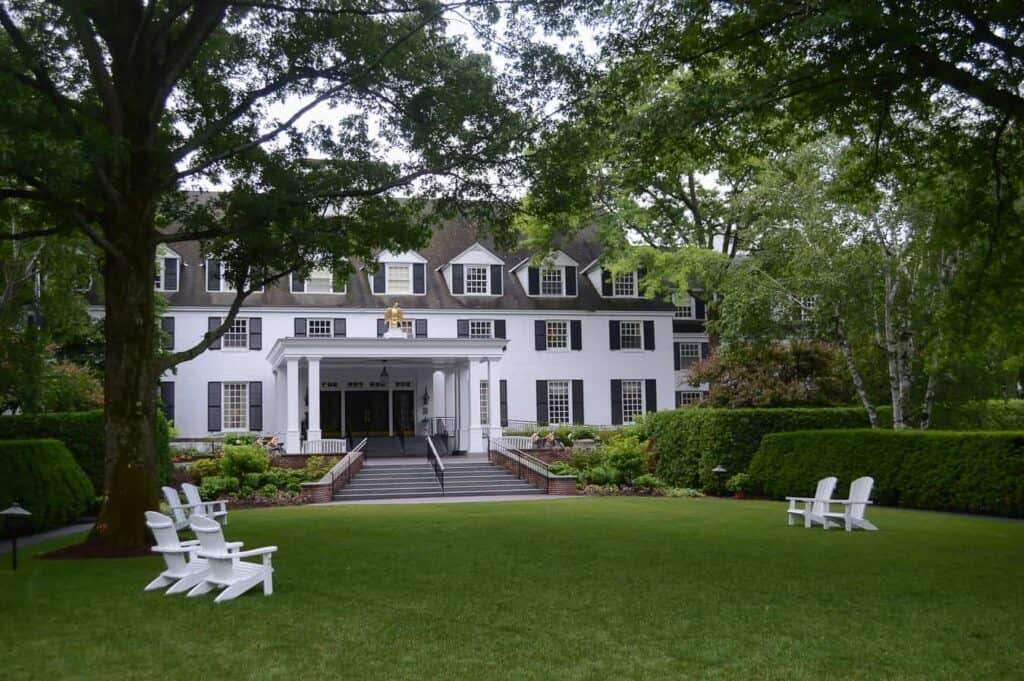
xmin=320 ymin=391 xmax=342 ymax=438
xmin=391 ymin=390 xmax=415 ymax=436
xmin=346 ymin=390 xmax=389 ymax=436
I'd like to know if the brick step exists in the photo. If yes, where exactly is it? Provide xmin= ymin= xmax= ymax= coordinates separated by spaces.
xmin=347 ymin=476 xmax=522 ymax=487
xmin=345 ymin=479 xmax=530 ymax=491
xmin=333 ymin=487 xmax=546 ymax=501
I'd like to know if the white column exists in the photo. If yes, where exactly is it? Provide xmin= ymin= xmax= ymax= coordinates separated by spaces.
xmin=285 ymin=357 xmax=300 ymax=453
xmin=273 ymin=369 xmax=285 ymax=435
xmin=487 ymin=358 xmax=501 ymax=439
xmin=431 ymin=370 xmax=445 ymax=425
xmin=307 ymin=357 xmax=322 ymax=442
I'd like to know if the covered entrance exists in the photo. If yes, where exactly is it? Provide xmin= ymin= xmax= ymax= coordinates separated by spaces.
xmin=344 ymin=389 xmax=414 ymax=437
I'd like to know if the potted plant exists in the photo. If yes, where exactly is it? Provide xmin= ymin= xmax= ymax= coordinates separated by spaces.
xmin=571 ymin=426 xmax=598 ymax=450
xmin=725 ymin=472 xmax=753 ymax=499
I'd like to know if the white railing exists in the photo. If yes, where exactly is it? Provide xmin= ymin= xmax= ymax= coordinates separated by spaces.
xmin=496 ymin=435 xmax=534 ymax=450
xmin=301 ymin=438 xmax=347 ymax=455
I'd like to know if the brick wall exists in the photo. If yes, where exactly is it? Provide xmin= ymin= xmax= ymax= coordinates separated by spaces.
xmin=490 ymin=451 xmax=578 ymax=495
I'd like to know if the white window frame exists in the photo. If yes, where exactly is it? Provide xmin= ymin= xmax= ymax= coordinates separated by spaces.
xmin=469 ymin=320 xmax=494 ymax=339
xmin=222 ymin=317 xmax=249 ymax=351
xmin=205 ymin=258 xmax=263 ymax=293
xmin=545 ymin=320 xmax=569 ymax=351
xmin=547 ymin=380 xmax=571 ymax=425
xmin=464 ymin=265 xmax=490 ymax=295
xmin=613 ymin=271 xmax=638 ymax=297
xmin=293 ymin=267 xmax=346 ymax=294
xmin=621 ymin=379 xmax=645 ymax=424
xmin=677 ymin=390 xmax=704 ymax=407
xmin=397 ymin=319 xmax=415 ymax=338
xmin=222 ymin=382 xmax=249 ymax=431
xmin=619 ymin=320 xmax=643 ymax=351
xmin=386 ymin=263 xmax=412 ymax=295
xmin=539 ymin=267 xmax=565 ymax=296
xmin=678 ymin=342 xmax=701 ymax=368
xmin=673 ymin=293 xmax=694 ymax=319
xmin=306 ymin=318 xmax=334 ymax=338
xmin=799 ymin=296 xmax=818 ymax=322
xmin=154 ymin=251 xmax=180 ymax=292
xmin=479 ymin=380 xmax=489 ymax=425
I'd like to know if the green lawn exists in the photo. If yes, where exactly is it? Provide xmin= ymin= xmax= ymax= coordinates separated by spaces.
xmin=2 ymin=498 xmax=1022 ymax=681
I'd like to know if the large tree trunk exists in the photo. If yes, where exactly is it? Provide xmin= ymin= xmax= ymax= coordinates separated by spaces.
xmin=883 ymin=271 xmax=908 ymax=429
xmin=88 ymin=228 xmax=160 ymax=550
xmin=836 ymin=316 xmax=880 ymax=428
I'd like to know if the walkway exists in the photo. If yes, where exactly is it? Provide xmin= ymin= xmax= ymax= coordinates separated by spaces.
xmin=0 ymin=521 xmax=94 ymax=554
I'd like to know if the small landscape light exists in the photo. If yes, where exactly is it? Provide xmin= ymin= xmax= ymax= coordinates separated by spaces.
xmin=1 ymin=503 xmax=32 ymax=571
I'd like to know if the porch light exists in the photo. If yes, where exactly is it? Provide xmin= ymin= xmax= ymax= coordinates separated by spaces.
xmin=422 ymin=387 xmax=430 ymax=406
xmin=1 ymin=503 xmax=32 ymax=571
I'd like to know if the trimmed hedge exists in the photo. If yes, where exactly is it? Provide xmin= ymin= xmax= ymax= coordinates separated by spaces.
xmin=749 ymin=429 xmax=1024 ymax=517
xmin=0 ymin=409 xmax=173 ymax=492
xmin=0 ymin=439 xmax=95 ymax=531
xmin=644 ymin=407 xmax=886 ymax=489
xmin=931 ymin=400 xmax=1024 ymax=431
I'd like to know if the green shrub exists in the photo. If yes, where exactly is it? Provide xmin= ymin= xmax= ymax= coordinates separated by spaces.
xmin=0 ymin=409 xmax=173 ymax=491
xmin=584 ymin=465 xmax=615 ymax=485
xmin=189 ymin=457 xmax=222 ymax=483
xmin=931 ymin=401 xmax=1024 ymax=431
xmin=548 ymin=461 xmax=579 ymax=476
xmin=220 ymin=444 xmax=270 ymax=479
xmin=749 ymin=429 xmax=1024 ymax=517
xmin=223 ymin=433 xmax=259 ymax=446
xmin=567 ymin=446 xmax=606 ymax=471
xmin=634 ymin=474 xmax=667 ymax=489
xmin=604 ymin=435 xmax=649 ymax=484
xmin=0 ymin=439 xmax=94 ymax=531
xmin=725 ymin=472 xmax=753 ymax=493
xmin=260 ymin=483 xmax=280 ymax=498
xmin=263 ymin=469 xmax=290 ymax=488
xmin=571 ymin=426 xmax=598 ymax=440
xmin=243 ymin=472 xmax=265 ymax=489
xmin=644 ymin=407 xmax=889 ymax=490
xmin=198 ymin=475 xmax=240 ymax=499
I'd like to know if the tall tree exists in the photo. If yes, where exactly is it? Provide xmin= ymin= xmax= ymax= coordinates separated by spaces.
xmin=0 ymin=1 xmax=535 ymax=550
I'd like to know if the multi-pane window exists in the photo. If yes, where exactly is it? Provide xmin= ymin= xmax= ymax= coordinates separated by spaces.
xmin=479 ymin=380 xmax=489 ymax=425
xmin=387 ymin=264 xmax=412 ymax=294
xmin=674 ymin=294 xmax=694 ymax=319
xmin=621 ymin=379 xmax=644 ymax=423
xmin=304 ymin=268 xmax=344 ymax=294
xmin=223 ymin=318 xmax=249 ymax=350
xmin=614 ymin=271 xmax=637 ymax=297
xmin=678 ymin=342 xmax=701 ymax=368
xmin=469 ymin=320 xmax=493 ymax=339
xmin=620 ymin=321 xmax=642 ymax=349
xmin=398 ymin=319 xmax=414 ymax=338
xmin=677 ymin=391 xmax=704 ymax=407
xmin=540 ymin=268 xmax=564 ymax=295
xmin=546 ymin=320 xmax=568 ymax=349
xmin=799 ymin=296 xmax=817 ymax=321
xmin=222 ymin=382 xmax=249 ymax=431
xmin=154 ymin=253 xmax=179 ymax=292
xmin=465 ymin=265 xmax=489 ymax=294
xmin=307 ymin=319 xmax=333 ymax=338
xmin=547 ymin=380 xmax=571 ymax=424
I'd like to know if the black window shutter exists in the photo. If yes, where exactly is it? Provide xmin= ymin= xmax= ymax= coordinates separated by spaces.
xmin=249 ymin=317 xmax=262 ymax=350
xmin=565 ymin=266 xmax=578 ymax=296
xmin=163 ymin=258 xmax=178 ymax=291
xmin=415 ymin=318 xmax=427 ymax=338
xmin=291 ymin=274 xmax=305 ymax=292
xmin=207 ymin=382 xmax=221 ymax=431
xmin=452 ymin=264 xmax=464 ymax=294
xmin=528 ymin=267 xmax=540 ymax=295
xmin=643 ymin=320 xmax=655 ymax=350
xmin=535 ymin=380 xmax=548 ymax=426
xmin=159 ymin=382 xmax=175 ymax=423
xmin=377 ymin=319 xmax=386 ymax=337
xmin=570 ymin=320 xmax=582 ymax=350
xmin=494 ymin=319 xmax=507 ymax=340
xmin=701 ymin=342 xmax=711 ymax=360
xmin=413 ymin=263 xmax=426 ymax=294
xmin=249 ymin=382 xmax=263 ymax=431
xmin=645 ymin=379 xmax=657 ymax=413
xmin=695 ymin=296 xmax=706 ymax=320
xmin=499 ymin=379 xmax=508 ymax=427
xmin=674 ymin=342 xmax=681 ymax=371
xmin=675 ymin=391 xmax=682 ymax=408
xmin=490 ymin=265 xmax=502 ymax=295
xmin=457 ymin=319 xmax=469 ymax=338
xmin=571 ymin=379 xmax=584 ymax=424
xmin=334 ymin=318 xmax=346 ymax=338
xmin=601 ymin=268 xmax=613 ymax=296
xmin=208 ymin=317 xmax=222 ymax=349
xmin=609 ymin=320 xmax=621 ymax=350
xmin=534 ymin=320 xmax=547 ymax=350
xmin=161 ymin=316 xmax=175 ymax=351
xmin=372 ymin=265 xmax=385 ymax=294
xmin=207 ymin=260 xmax=221 ymax=291
xmin=610 ymin=380 xmax=623 ymax=425
xmin=294 ymin=318 xmax=307 ymax=337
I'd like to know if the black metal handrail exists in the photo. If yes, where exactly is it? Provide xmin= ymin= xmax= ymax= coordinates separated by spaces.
xmin=328 ymin=437 xmax=368 ymax=493
xmin=426 ymin=435 xmax=445 ymax=495
xmin=488 ymin=440 xmax=551 ymax=493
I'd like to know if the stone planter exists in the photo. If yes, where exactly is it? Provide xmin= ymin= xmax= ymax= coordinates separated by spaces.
xmin=572 ymin=438 xmax=597 ymax=451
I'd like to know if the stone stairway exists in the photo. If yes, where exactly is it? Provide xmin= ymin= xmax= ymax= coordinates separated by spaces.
xmin=333 ymin=461 xmax=545 ymax=501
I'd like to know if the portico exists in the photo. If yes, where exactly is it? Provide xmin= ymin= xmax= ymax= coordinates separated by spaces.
xmin=266 ymin=336 xmax=506 ymax=455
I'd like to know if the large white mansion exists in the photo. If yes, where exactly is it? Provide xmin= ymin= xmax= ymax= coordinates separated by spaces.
xmin=151 ymin=219 xmax=709 ymax=454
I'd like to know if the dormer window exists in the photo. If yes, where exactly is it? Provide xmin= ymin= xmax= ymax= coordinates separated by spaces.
xmin=465 ymin=265 xmax=489 ymax=294
xmin=155 ymin=247 xmax=180 ymax=292
xmin=445 ymin=243 xmax=504 ymax=296
xmin=387 ymin=264 xmax=412 ymax=293
xmin=205 ymin=259 xmax=263 ymax=293
xmin=613 ymin=271 xmax=637 ymax=297
xmin=371 ymin=253 xmax=426 ymax=296
xmin=540 ymin=268 xmax=564 ymax=295
xmin=674 ymin=293 xmax=694 ymax=319
xmin=291 ymin=267 xmax=346 ymax=294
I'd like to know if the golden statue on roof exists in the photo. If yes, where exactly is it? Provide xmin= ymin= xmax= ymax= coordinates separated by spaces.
xmin=384 ymin=302 xmax=404 ymax=329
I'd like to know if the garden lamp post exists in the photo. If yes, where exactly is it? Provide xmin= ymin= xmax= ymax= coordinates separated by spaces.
xmin=712 ymin=465 xmax=727 ymax=497
xmin=1 ymin=503 xmax=32 ymax=571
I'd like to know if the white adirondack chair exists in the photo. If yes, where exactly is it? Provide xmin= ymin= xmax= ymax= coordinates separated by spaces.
xmin=187 ymin=515 xmax=278 ymax=603
xmin=144 ymin=511 xmax=243 ymax=594
xmin=162 ymin=485 xmax=203 ymax=531
xmin=786 ymin=476 xmax=838 ymax=528
xmin=182 ymin=482 xmax=228 ymax=526
xmin=823 ymin=476 xmax=878 ymax=531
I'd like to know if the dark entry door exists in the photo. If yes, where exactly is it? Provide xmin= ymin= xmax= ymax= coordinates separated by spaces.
xmin=346 ymin=390 xmax=389 ymax=436
xmin=392 ymin=390 xmax=415 ymax=435
xmin=320 ymin=391 xmax=342 ymax=438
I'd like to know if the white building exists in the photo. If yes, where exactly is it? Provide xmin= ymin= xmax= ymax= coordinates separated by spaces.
xmin=153 ymin=220 xmax=709 ymax=454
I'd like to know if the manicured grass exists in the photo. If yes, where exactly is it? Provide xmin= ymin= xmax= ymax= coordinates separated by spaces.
xmin=2 ymin=498 xmax=1022 ymax=680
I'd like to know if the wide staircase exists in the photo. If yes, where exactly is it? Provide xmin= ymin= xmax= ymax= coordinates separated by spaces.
xmin=333 ymin=460 xmax=544 ymax=501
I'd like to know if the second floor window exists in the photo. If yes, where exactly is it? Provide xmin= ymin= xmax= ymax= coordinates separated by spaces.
xmin=469 ymin=320 xmax=493 ymax=339
xmin=465 ymin=265 xmax=489 ymax=294
xmin=540 ymin=268 xmax=564 ymax=295
xmin=678 ymin=342 xmax=701 ymax=368
xmin=620 ymin=321 xmax=642 ymax=350
xmin=546 ymin=320 xmax=568 ymax=349
xmin=223 ymin=318 xmax=249 ymax=350
xmin=307 ymin=319 xmax=333 ymax=338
